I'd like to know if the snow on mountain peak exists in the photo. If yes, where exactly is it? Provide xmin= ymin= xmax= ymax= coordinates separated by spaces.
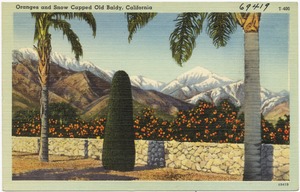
xmin=13 ymin=48 xmax=166 ymax=91
xmin=12 ymin=48 xmax=289 ymax=116
xmin=177 ymin=66 xmax=213 ymax=85
xmin=186 ymin=80 xmax=289 ymax=115
xmin=13 ymin=48 xmax=38 ymax=63
xmin=161 ymin=66 xmax=234 ymax=97
xmin=181 ymin=67 xmax=234 ymax=87
xmin=130 ymin=75 xmax=166 ymax=91
xmin=13 ymin=48 xmax=112 ymax=82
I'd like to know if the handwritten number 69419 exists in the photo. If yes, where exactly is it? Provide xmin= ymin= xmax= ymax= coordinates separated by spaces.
xmin=239 ymin=3 xmax=270 ymax=12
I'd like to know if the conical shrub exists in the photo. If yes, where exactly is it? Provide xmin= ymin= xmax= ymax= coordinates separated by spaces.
xmin=102 ymin=70 xmax=135 ymax=171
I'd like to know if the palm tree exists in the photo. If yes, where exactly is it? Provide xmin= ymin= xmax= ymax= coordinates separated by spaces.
xmin=31 ymin=13 xmax=96 ymax=162
xmin=127 ymin=12 xmax=262 ymax=180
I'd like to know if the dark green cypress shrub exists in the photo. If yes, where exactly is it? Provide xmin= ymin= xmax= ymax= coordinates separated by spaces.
xmin=102 ymin=70 xmax=135 ymax=171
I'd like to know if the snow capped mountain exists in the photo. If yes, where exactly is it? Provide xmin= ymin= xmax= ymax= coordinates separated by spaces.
xmin=103 ymin=69 xmax=116 ymax=79
xmin=130 ymin=75 xmax=166 ymax=91
xmin=187 ymin=81 xmax=244 ymax=105
xmin=159 ymin=66 xmax=289 ymax=115
xmin=12 ymin=48 xmax=289 ymax=117
xmin=13 ymin=48 xmax=167 ymax=91
xmin=261 ymin=90 xmax=289 ymax=115
xmin=176 ymin=66 xmax=232 ymax=86
xmin=13 ymin=48 xmax=39 ymax=63
xmin=161 ymin=66 xmax=234 ymax=99
xmin=13 ymin=48 xmax=112 ymax=82
xmin=187 ymin=81 xmax=289 ymax=115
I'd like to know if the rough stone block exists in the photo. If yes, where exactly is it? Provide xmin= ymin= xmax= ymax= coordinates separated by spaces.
xmin=182 ymin=166 xmax=188 ymax=170
xmin=209 ymin=148 xmax=216 ymax=153
xmin=282 ymin=173 xmax=289 ymax=181
xmin=274 ymin=170 xmax=284 ymax=177
xmin=205 ymin=159 xmax=214 ymax=169
xmin=178 ymin=154 xmax=186 ymax=161
xmin=182 ymin=159 xmax=193 ymax=169
xmin=168 ymin=162 xmax=175 ymax=168
xmin=215 ymin=148 xmax=221 ymax=153
xmin=221 ymin=147 xmax=231 ymax=154
xmin=273 ymin=149 xmax=282 ymax=157
xmin=228 ymin=167 xmax=240 ymax=175
xmin=276 ymin=156 xmax=289 ymax=164
xmin=282 ymin=149 xmax=289 ymax=157
xmin=195 ymin=163 xmax=201 ymax=171
xmin=278 ymin=165 xmax=289 ymax=173
xmin=211 ymin=166 xmax=226 ymax=174
xmin=168 ymin=154 xmax=175 ymax=161
xmin=213 ymin=159 xmax=222 ymax=165
xmin=195 ymin=146 xmax=203 ymax=155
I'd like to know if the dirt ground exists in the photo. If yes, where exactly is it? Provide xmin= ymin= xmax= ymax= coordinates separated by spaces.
xmin=12 ymin=152 xmax=242 ymax=181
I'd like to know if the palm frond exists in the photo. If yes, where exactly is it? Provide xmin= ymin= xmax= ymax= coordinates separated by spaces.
xmin=50 ymin=19 xmax=83 ymax=60
xmin=206 ymin=13 xmax=237 ymax=48
xmin=169 ymin=13 xmax=207 ymax=66
xmin=50 ymin=13 xmax=97 ymax=37
xmin=126 ymin=13 xmax=157 ymax=43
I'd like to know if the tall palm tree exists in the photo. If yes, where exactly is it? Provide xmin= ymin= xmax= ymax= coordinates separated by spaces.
xmin=127 ymin=12 xmax=262 ymax=180
xmin=31 ymin=13 xmax=96 ymax=162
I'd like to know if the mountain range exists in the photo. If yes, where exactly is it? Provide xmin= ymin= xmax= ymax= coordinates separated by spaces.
xmin=12 ymin=48 xmax=289 ymax=121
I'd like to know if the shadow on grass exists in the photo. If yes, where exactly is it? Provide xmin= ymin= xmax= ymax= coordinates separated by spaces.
xmin=12 ymin=167 xmax=138 ymax=180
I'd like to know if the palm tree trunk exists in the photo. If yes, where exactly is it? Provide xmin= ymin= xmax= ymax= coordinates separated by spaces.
xmin=243 ymin=32 xmax=262 ymax=180
xmin=39 ymin=84 xmax=49 ymax=162
xmin=37 ymin=32 xmax=51 ymax=162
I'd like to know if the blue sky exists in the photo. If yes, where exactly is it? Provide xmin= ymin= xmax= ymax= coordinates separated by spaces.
xmin=14 ymin=13 xmax=289 ymax=92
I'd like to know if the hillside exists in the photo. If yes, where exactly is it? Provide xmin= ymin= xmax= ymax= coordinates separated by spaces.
xmin=12 ymin=48 xmax=289 ymax=121
xmin=12 ymin=49 xmax=193 ymax=119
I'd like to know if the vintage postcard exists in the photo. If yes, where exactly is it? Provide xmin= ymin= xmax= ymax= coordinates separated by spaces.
xmin=2 ymin=1 xmax=299 ymax=191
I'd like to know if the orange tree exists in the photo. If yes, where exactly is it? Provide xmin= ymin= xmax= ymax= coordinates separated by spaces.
xmin=274 ymin=115 xmax=290 ymax=144
xmin=171 ymin=100 xmax=244 ymax=143
xmin=12 ymin=100 xmax=289 ymax=145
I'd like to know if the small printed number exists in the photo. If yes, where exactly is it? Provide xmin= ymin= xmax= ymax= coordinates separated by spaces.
xmin=279 ymin=7 xmax=290 ymax=11
xmin=278 ymin=183 xmax=289 ymax=186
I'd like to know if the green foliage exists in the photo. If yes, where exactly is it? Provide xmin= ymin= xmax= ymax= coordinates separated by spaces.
xmin=134 ymin=108 xmax=171 ymax=140
xmin=169 ymin=13 xmax=207 ymax=65
xmin=102 ymin=71 xmax=135 ymax=171
xmin=12 ymin=110 xmax=40 ymax=137
xmin=206 ymin=13 xmax=237 ymax=48
xmin=171 ymin=100 xmax=244 ymax=142
xmin=12 ymin=100 xmax=290 ymax=145
xmin=49 ymin=102 xmax=78 ymax=125
xmin=31 ymin=13 xmax=96 ymax=61
xmin=13 ymin=114 xmax=106 ymax=138
xmin=126 ymin=13 xmax=157 ymax=43
xmin=275 ymin=115 xmax=290 ymax=144
xmin=127 ymin=12 xmax=238 ymax=65
xmin=261 ymin=115 xmax=275 ymax=144
xmin=133 ymin=100 xmax=289 ymax=144
xmin=13 ymin=109 xmax=39 ymax=124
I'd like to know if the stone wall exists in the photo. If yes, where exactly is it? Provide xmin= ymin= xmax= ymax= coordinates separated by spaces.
xmin=12 ymin=137 xmax=289 ymax=180
xmin=12 ymin=137 xmax=39 ymax=153
xmin=165 ymin=141 xmax=244 ymax=175
xmin=147 ymin=140 xmax=165 ymax=167
xmin=12 ymin=137 xmax=148 ymax=165
xmin=273 ymin=145 xmax=290 ymax=181
xmin=135 ymin=140 xmax=148 ymax=165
